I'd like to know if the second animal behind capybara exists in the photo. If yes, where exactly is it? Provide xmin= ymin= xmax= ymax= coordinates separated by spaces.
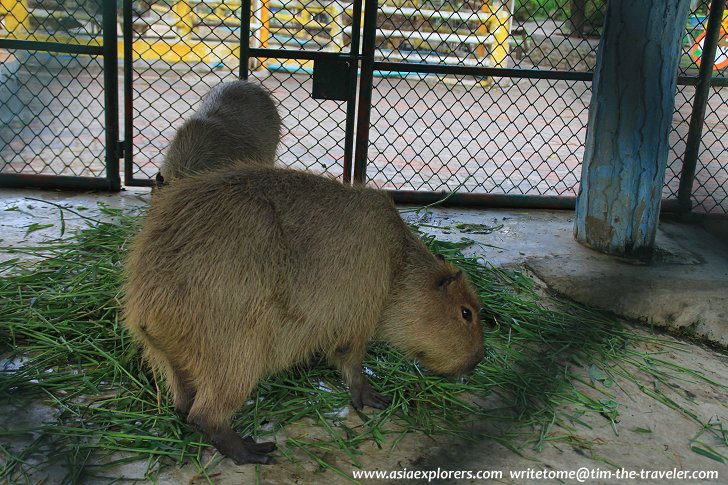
xmin=157 ymin=80 xmax=281 ymax=185
xmin=123 ymin=166 xmax=484 ymax=465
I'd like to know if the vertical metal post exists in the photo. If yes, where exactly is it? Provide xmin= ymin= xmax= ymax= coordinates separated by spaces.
xmin=259 ymin=0 xmax=270 ymax=49
xmin=678 ymin=0 xmax=726 ymax=211
xmin=343 ymin=0 xmax=363 ymax=184
xmin=352 ymin=0 xmax=377 ymax=185
xmin=123 ymin=0 xmax=134 ymax=185
xmin=102 ymin=0 xmax=121 ymax=190
xmin=239 ymin=0 xmax=251 ymax=79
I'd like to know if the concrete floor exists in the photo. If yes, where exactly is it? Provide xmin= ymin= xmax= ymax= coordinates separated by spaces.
xmin=1 ymin=187 xmax=727 ymax=484
xmin=402 ymin=207 xmax=728 ymax=348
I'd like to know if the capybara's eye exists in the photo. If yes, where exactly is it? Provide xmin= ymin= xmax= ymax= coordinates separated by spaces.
xmin=461 ymin=306 xmax=472 ymax=322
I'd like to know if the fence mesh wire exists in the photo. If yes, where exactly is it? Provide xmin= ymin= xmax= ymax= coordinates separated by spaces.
xmin=0 ymin=0 xmax=106 ymax=178
xmin=126 ymin=0 xmax=350 ymax=181
xmin=366 ymin=75 xmax=589 ymax=194
xmin=0 ymin=0 xmax=726 ymax=214
xmin=693 ymin=87 xmax=728 ymax=213
xmin=365 ymin=0 xmax=727 ymax=214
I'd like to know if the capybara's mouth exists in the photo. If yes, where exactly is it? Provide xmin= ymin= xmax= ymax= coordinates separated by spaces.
xmin=457 ymin=348 xmax=486 ymax=375
xmin=420 ymin=350 xmax=484 ymax=378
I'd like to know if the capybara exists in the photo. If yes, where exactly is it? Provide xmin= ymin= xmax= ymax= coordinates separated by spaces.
xmin=123 ymin=166 xmax=484 ymax=465
xmin=156 ymin=80 xmax=281 ymax=185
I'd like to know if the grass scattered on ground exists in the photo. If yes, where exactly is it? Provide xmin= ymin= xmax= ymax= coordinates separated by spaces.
xmin=0 ymin=201 xmax=726 ymax=483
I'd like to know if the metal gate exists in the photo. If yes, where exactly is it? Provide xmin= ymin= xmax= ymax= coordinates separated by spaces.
xmin=348 ymin=0 xmax=727 ymax=212
xmin=240 ymin=0 xmax=363 ymax=184
xmin=122 ymin=0 xmax=364 ymax=187
xmin=0 ymin=0 xmax=120 ymax=191
xmin=119 ymin=0 xmax=728 ymax=215
xmin=1 ymin=0 xmax=726 ymax=215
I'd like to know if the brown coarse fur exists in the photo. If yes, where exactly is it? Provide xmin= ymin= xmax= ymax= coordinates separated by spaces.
xmin=158 ymin=80 xmax=281 ymax=184
xmin=122 ymin=166 xmax=483 ymax=464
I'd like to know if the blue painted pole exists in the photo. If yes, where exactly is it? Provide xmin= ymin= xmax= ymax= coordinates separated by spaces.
xmin=574 ymin=0 xmax=692 ymax=257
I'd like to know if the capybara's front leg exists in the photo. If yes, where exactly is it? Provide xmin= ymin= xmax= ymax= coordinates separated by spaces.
xmin=349 ymin=375 xmax=391 ymax=411
xmin=332 ymin=342 xmax=391 ymax=411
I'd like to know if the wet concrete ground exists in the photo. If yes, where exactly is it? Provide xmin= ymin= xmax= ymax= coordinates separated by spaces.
xmin=1 ymin=187 xmax=726 ymax=484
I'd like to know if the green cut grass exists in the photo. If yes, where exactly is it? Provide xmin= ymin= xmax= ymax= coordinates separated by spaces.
xmin=0 ymin=203 xmax=726 ymax=483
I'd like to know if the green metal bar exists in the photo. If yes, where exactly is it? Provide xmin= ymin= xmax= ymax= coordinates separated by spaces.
xmin=388 ymin=191 xmax=684 ymax=212
xmin=102 ymin=0 xmax=121 ymax=191
xmin=123 ymin=0 xmax=135 ymax=185
xmin=126 ymin=177 xmax=155 ymax=188
xmin=239 ymin=0 xmax=251 ymax=79
xmin=245 ymin=54 xmax=726 ymax=87
xmin=678 ymin=0 xmax=726 ymax=211
xmin=389 ymin=191 xmax=576 ymax=210
xmin=0 ymin=38 xmax=104 ymax=55
xmin=248 ymin=48 xmax=354 ymax=61
xmin=676 ymin=75 xmax=728 ymax=88
xmin=0 ymin=174 xmax=118 ymax=191
xmin=342 ymin=0 xmax=363 ymax=184
xmin=352 ymin=0 xmax=378 ymax=184
xmin=372 ymin=61 xmax=593 ymax=82
xmin=704 ymin=76 xmax=728 ymax=87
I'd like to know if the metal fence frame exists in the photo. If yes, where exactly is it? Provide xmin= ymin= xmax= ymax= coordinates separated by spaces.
xmin=678 ymin=0 xmax=727 ymax=212
xmin=231 ymin=0 xmax=727 ymax=212
xmin=0 ymin=0 xmax=725 ymax=215
xmin=0 ymin=0 xmax=120 ymax=191
xmin=355 ymin=0 xmax=725 ymax=212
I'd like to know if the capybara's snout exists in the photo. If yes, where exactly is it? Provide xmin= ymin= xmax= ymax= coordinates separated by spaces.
xmin=442 ymin=346 xmax=485 ymax=378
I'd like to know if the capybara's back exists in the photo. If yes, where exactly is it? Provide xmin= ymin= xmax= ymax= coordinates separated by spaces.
xmin=159 ymin=80 xmax=281 ymax=183
xmin=123 ymin=166 xmax=483 ymax=464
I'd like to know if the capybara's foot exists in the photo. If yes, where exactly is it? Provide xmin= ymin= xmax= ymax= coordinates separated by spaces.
xmin=191 ymin=416 xmax=276 ymax=465
xmin=351 ymin=381 xmax=391 ymax=411
xmin=214 ymin=432 xmax=277 ymax=465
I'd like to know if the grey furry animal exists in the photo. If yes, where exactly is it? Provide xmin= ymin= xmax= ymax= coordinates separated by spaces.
xmin=123 ymin=166 xmax=484 ymax=465
xmin=156 ymin=80 xmax=281 ymax=185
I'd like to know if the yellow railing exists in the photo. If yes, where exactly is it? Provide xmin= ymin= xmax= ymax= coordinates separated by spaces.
xmin=1 ymin=0 xmax=29 ymax=37
xmin=0 ymin=0 xmax=514 ymax=74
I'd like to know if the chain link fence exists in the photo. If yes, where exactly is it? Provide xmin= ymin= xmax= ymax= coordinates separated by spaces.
xmin=669 ymin=0 xmax=728 ymax=214
xmin=0 ymin=0 xmax=726 ymax=214
xmin=365 ymin=0 xmax=727 ymax=213
xmin=123 ymin=0 xmax=356 ymax=184
xmin=0 ymin=0 xmax=111 ymax=181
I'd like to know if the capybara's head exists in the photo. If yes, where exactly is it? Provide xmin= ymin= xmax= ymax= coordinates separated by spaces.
xmin=381 ymin=256 xmax=484 ymax=377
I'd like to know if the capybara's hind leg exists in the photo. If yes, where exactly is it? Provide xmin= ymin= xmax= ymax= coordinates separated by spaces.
xmin=169 ymin=363 xmax=196 ymax=420
xmin=187 ymin=385 xmax=276 ymax=465
xmin=150 ymin=352 xmax=196 ymax=420
xmin=191 ymin=415 xmax=276 ymax=465
xmin=139 ymin=327 xmax=196 ymax=419
xmin=332 ymin=342 xmax=391 ymax=411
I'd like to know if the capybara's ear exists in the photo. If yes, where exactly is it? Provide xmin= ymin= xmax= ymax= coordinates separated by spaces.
xmin=436 ymin=270 xmax=462 ymax=290
xmin=155 ymin=172 xmax=165 ymax=187
xmin=435 ymin=253 xmax=445 ymax=261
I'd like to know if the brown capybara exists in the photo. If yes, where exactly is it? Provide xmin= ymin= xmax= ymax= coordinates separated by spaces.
xmin=123 ymin=166 xmax=484 ymax=465
xmin=156 ymin=80 xmax=281 ymax=186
